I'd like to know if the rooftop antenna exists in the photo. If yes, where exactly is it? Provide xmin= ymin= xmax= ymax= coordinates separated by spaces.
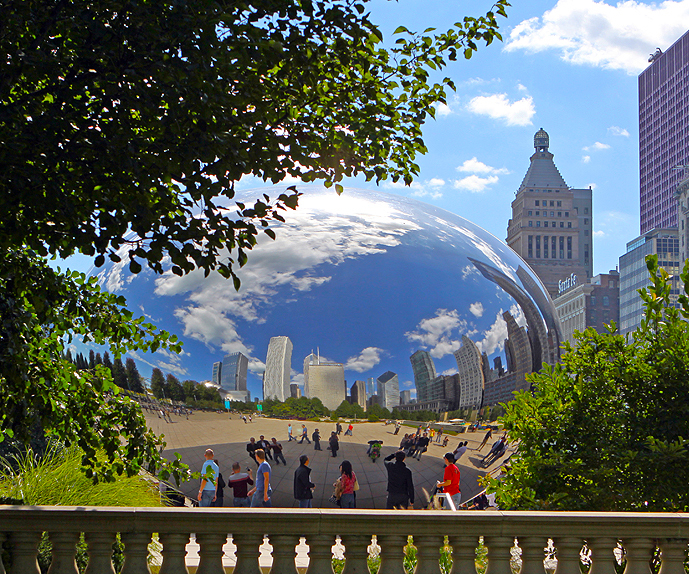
xmin=317 ymin=347 xmax=320 ymax=365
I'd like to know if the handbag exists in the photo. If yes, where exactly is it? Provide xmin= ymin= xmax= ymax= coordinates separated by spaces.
xmin=328 ymin=494 xmax=339 ymax=505
xmin=353 ymin=476 xmax=360 ymax=491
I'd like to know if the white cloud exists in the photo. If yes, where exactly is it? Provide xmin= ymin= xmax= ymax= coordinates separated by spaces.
xmin=582 ymin=155 xmax=591 ymax=163
xmin=475 ymin=304 xmax=526 ymax=356
xmin=404 ymin=309 xmax=467 ymax=359
xmin=401 ymin=380 xmax=414 ymax=389
xmin=608 ymin=126 xmax=630 ymax=137
xmin=456 ymin=157 xmax=509 ymax=175
xmin=588 ymin=183 xmax=598 ymax=190
xmin=517 ymin=83 xmax=528 ymax=92
xmin=345 ymin=347 xmax=384 ymax=373
xmin=453 ymin=175 xmax=499 ymax=193
xmin=469 ymin=302 xmax=484 ymax=318
xmin=128 ymin=350 xmax=189 ymax=377
xmin=504 ymin=0 xmax=689 ymax=74
xmin=583 ymin=142 xmax=611 ymax=151
xmin=441 ymin=368 xmax=457 ymax=376
xmin=466 ymin=93 xmax=535 ymax=126
xmin=434 ymin=102 xmax=453 ymax=117
xmin=593 ymin=230 xmax=606 ymax=238
xmin=385 ymin=178 xmax=444 ymax=200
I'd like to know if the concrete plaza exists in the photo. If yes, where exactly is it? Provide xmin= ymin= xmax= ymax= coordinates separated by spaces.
xmin=147 ymin=411 xmax=506 ymax=509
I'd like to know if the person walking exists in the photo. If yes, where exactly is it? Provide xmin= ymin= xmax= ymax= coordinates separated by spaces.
xmin=228 ymin=462 xmax=253 ymax=507
xmin=271 ymin=437 xmax=287 ymax=465
xmin=477 ymin=428 xmax=492 ymax=451
xmin=288 ymin=423 xmax=295 ymax=442
xmin=299 ymin=424 xmax=311 ymax=444
xmin=211 ymin=459 xmax=226 ymax=507
xmin=435 ymin=429 xmax=443 ymax=443
xmin=294 ymin=454 xmax=315 ymax=508
xmin=383 ymin=451 xmax=414 ymax=509
xmin=336 ymin=422 xmax=343 ymax=435
xmin=329 ymin=431 xmax=339 ymax=457
xmin=453 ymin=441 xmax=469 ymax=461
xmin=249 ymin=449 xmax=272 ymax=507
xmin=436 ymin=452 xmax=461 ymax=509
xmin=197 ymin=448 xmax=219 ymax=507
xmin=393 ymin=421 xmax=401 ymax=435
xmin=312 ymin=428 xmax=322 ymax=450
xmin=344 ymin=423 xmax=353 ymax=436
xmin=337 ymin=460 xmax=357 ymax=508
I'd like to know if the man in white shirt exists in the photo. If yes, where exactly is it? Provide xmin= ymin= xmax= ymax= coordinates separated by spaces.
xmin=198 ymin=448 xmax=219 ymax=507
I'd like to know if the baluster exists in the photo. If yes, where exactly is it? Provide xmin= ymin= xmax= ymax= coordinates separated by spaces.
xmin=414 ymin=535 xmax=444 ymax=574
xmin=377 ymin=535 xmax=406 ymax=574
xmin=622 ymin=539 xmax=653 ymax=574
xmin=519 ymin=537 xmax=547 ymax=574
xmin=657 ymin=540 xmax=688 ymax=574
xmin=232 ymin=533 xmax=263 ymax=574
xmin=270 ymin=535 xmax=300 ymax=574
xmin=120 ymin=533 xmax=152 ymax=574
xmin=484 ymin=537 xmax=515 ymax=574
xmin=0 ymin=534 xmax=5 ymax=574
xmin=84 ymin=532 xmax=117 ymax=574
xmin=448 ymin=536 xmax=478 ymax=574
xmin=158 ymin=533 xmax=190 ymax=574
xmin=195 ymin=533 xmax=227 ymax=574
xmin=587 ymin=538 xmax=617 ymax=574
xmin=305 ymin=535 xmax=335 ymax=574
xmin=11 ymin=532 xmax=41 ymax=574
xmin=340 ymin=534 xmax=370 ymax=574
xmin=552 ymin=538 xmax=584 ymax=574
xmin=47 ymin=532 xmax=80 ymax=574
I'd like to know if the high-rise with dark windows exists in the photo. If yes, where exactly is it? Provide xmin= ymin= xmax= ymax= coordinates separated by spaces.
xmin=221 ymin=352 xmax=248 ymax=392
xmin=410 ymin=350 xmax=436 ymax=403
xmin=639 ymin=31 xmax=689 ymax=233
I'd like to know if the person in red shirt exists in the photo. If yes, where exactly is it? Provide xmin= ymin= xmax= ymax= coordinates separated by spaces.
xmin=436 ymin=452 xmax=461 ymax=509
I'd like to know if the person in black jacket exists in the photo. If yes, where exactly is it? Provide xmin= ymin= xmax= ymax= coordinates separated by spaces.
xmin=246 ymin=437 xmax=258 ymax=465
xmin=329 ymin=431 xmax=339 ymax=457
xmin=384 ymin=450 xmax=415 ymax=509
xmin=294 ymin=455 xmax=315 ymax=508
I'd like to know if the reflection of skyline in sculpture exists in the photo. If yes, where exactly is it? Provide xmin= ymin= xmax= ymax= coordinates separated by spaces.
xmin=221 ymin=352 xmax=248 ymax=392
xmin=303 ymin=352 xmax=345 ymax=411
xmin=453 ymin=336 xmax=485 ymax=410
xmin=351 ymin=381 xmax=367 ymax=411
xmin=376 ymin=371 xmax=400 ymax=411
xmin=263 ymin=336 xmax=293 ymax=402
xmin=409 ymin=350 xmax=436 ymax=404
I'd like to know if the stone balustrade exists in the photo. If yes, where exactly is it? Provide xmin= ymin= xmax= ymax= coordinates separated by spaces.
xmin=1 ymin=507 xmax=688 ymax=574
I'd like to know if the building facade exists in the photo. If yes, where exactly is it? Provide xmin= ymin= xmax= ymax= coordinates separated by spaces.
xmin=377 ymin=371 xmax=400 ymax=411
xmin=506 ymin=128 xmax=593 ymax=298
xmin=410 ymin=350 xmax=436 ymax=404
xmin=290 ymin=383 xmax=301 ymax=399
xmin=221 ymin=352 xmax=248 ymax=393
xmin=351 ymin=380 xmax=367 ymax=411
xmin=554 ymin=271 xmax=620 ymax=345
xmin=303 ymin=352 xmax=345 ymax=411
xmin=639 ymin=31 xmax=689 ymax=234
xmin=399 ymin=390 xmax=412 ymax=405
xmin=211 ymin=361 xmax=222 ymax=386
xmin=619 ymin=229 xmax=680 ymax=335
xmin=453 ymin=336 xmax=485 ymax=410
xmin=263 ymin=336 xmax=293 ymax=401
xmin=675 ymin=174 xmax=689 ymax=265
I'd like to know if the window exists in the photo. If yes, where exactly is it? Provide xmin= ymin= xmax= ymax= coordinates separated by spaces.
xmin=552 ymin=236 xmax=557 ymax=259
xmin=558 ymin=211 xmax=562 ymax=217
xmin=544 ymin=221 xmax=548 ymax=227
xmin=528 ymin=221 xmax=533 ymax=227
xmin=567 ymin=236 xmax=572 ymax=259
xmin=536 ymin=236 xmax=541 ymax=258
xmin=584 ymin=207 xmax=589 ymax=214
xmin=536 ymin=221 xmax=541 ymax=227
xmin=557 ymin=201 xmax=562 ymax=207
xmin=560 ymin=222 xmax=564 ymax=228
xmin=608 ymin=280 xmax=615 ymax=288
xmin=559 ymin=236 xmax=564 ymax=259
xmin=603 ymin=296 xmax=609 ymax=306
xmin=536 ymin=211 xmax=540 ymax=216
xmin=535 ymin=200 xmax=540 ymax=206
xmin=528 ymin=236 xmax=533 ymax=258
xmin=584 ymin=218 xmax=589 ymax=225
xmin=550 ymin=201 xmax=554 ymax=207
xmin=565 ymin=211 xmax=569 ymax=217
xmin=528 ymin=210 xmax=532 ymax=216
xmin=552 ymin=221 xmax=556 ymax=227
xmin=544 ymin=240 xmax=549 ymax=258
xmin=584 ymin=229 xmax=589 ymax=236
xmin=591 ymin=296 xmax=596 ymax=306
xmin=568 ymin=222 xmax=572 ymax=228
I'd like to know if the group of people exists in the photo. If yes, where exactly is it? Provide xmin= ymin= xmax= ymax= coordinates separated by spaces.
xmin=397 ymin=432 xmax=431 ymax=460
xmin=246 ymin=436 xmax=287 ymax=466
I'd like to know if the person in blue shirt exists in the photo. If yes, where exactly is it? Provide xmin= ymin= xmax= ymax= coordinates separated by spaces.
xmin=249 ymin=449 xmax=272 ymax=507
xmin=198 ymin=448 xmax=219 ymax=507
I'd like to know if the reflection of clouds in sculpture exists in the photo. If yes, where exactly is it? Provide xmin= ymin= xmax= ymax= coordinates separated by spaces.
xmin=405 ymin=309 xmax=468 ymax=359
xmin=345 ymin=347 xmax=385 ymax=373
xmin=475 ymin=304 xmax=526 ymax=355
xmin=469 ymin=302 xmax=484 ymax=317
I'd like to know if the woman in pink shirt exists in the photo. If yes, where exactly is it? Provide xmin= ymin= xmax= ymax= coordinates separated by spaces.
xmin=337 ymin=460 xmax=357 ymax=508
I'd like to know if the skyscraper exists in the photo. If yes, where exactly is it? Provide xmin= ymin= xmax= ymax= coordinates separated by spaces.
xmin=221 ymin=352 xmax=248 ymax=392
xmin=399 ymin=390 xmax=412 ymax=404
xmin=263 ymin=336 xmax=293 ymax=401
xmin=453 ymin=336 xmax=485 ymax=410
xmin=506 ymin=129 xmax=593 ymax=298
xmin=410 ymin=350 xmax=436 ymax=404
xmin=639 ymin=31 xmax=689 ymax=234
xmin=376 ymin=371 xmax=400 ymax=411
xmin=303 ymin=352 xmax=345 ymax=411
xmin=211 ymin=361 xmax=222 ymax=386
xmin=351 ymin=380 xmax=367 ymax=411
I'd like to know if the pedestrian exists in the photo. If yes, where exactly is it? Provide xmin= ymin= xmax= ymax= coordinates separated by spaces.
xmin=336 ymin=422 xmax=342 ymax=435
xmin=429 ymin=428 xmax=435 ymax=441
xmin=393 ymin=421 xmax=401 ymax=435
xmin=247 ymin=437 xmax=258 ymax=465
xmin=294 ymin=454 xmax=315 ymax=508
xmin=415 ymin=424 xmax=422 ymax=437
xmin=258 ymin=435 xmax=273 ymax=461
xmin=197 ymin=448 xmax=219 ymax=507
xmin=337 ymin=460 xmax=358 ymax=508
xmin=453 ymin=441 xmax=469 ymax=461
xmin=344 ymin=423 xmax=353 ymax=436
xmin=477 ymin=428 xmax=492 ymax=451
xmin=436 ymin=429 xmax=443 ymax=443
xmin=249 ymin=415 xmax=252 ymax=423
xmin=436 ymin=452 xmax=461 ymax=509
xmin=228 ymin=462 xmax=253 ymax=507
xmin=383 ymin=450 xmax=414 ymax=509
xmin=288 ymin=423 xmax=295 ymax=441
xmin=211 ymin=459 xmax=226 ymax=507
xmin=271 ymin=437 xmax=287 ymax=465
xmin=313 ymin=428 xmax=322 ymax=450
xmin=299 ymin=424 xmax=311 ymax=444
xmin=329 ymin=431 xmax=339 ymax=457
xmin=414 ymin=432 xmax=430 ymax=460
xmin=248 ymin=449 xmax=272 ymax=507
xmin=482 ymin=435 xmax=506 ymax=464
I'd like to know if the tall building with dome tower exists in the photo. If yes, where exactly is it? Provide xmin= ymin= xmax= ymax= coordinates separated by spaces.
xmin=506 ymin=129 xmax=593 ymax=299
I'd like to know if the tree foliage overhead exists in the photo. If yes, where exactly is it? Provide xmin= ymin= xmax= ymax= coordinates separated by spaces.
xmin=0 ymin=0 xmax=509 ymax=282
xmin=484 ymin=256 xmax=689 ymax=511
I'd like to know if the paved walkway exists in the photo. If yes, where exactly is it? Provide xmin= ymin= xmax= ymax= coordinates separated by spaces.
xmin=147 ymin=411 xmax=507 ymax=510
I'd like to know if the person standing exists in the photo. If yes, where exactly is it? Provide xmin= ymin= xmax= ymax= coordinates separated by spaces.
xmin=436 ymin=452 xmax=461 ymax=509
xmin=329 ymin=431 xmax=339 ymax=457
xmin=211 ymin=459 xmax=226 ymax=507
xmin=344 ymin=423 xmax=353 ymax=436
xmin=338 ymin=460 xmax=357 ymax=508
xmin=393 ymin=421 xmax=401 ymax=435
xmin=294 ymin=454 xmax=315 ymax=508
xmin=414 ymin=432 xmax=430 ymax=460
xmin=312 ymin=428 xmax=322 ymax=450
xmin=271 ymin=437 xmax=287 ymax=465
xmin=228 ymin=462 xmax=253 ymax=507
xmin=288 ymin=423 xmax=295 ymax=441
xmin=383 ymin=451 xmax=414 ymax=509
xmin=299 ymin=424 xmax=311 ymax=444
xmin=249 ymin=449 xmax=272 ymax=507
xmin=258 ymin=435 xmax=273 ymax=461
xmin=435 ymin=428 xmax=443 ymax=443
xmin=246 ymin=437 xmax=258 ymax=465
xmin=336 ymin=422 xmax=342 ymax=435
xmin=197 ymin=448 xmax=219 ymax=507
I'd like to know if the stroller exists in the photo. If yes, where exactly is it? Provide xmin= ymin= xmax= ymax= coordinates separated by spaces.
xmin=367 ymin=440 xmax=383 ymax=462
